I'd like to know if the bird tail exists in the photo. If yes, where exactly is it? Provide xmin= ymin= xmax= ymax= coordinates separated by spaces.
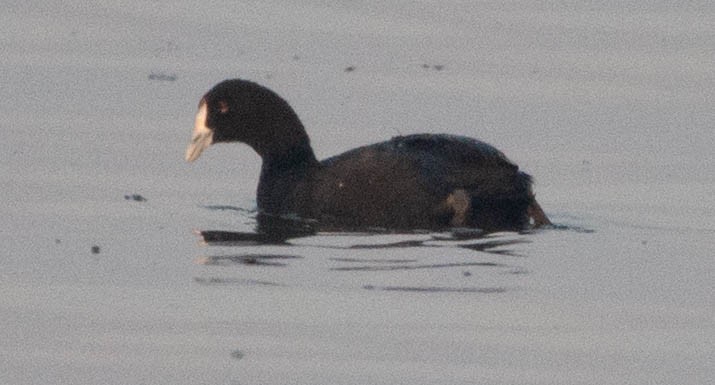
xmin=527 ymin=196 xmax=551 ymax=227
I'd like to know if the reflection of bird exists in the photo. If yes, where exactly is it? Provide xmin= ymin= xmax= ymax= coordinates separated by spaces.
xmin=186 ymin=79 xmax=550 ymax=232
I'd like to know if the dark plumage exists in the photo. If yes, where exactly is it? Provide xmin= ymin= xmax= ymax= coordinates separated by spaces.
xmin=186 ymin=79 xmax=550 ymax=232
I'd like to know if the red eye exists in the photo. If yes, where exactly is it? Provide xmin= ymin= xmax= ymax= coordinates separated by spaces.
xmin=218 ymin=100 xmax=230 ymax=114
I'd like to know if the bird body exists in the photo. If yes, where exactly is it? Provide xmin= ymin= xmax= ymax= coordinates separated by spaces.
xmin=186 ymin=79 xmax=550 ymax=232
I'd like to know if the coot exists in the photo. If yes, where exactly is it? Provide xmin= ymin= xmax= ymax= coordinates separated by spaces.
xmin=186 ymin=79 xmax=550 ymax=232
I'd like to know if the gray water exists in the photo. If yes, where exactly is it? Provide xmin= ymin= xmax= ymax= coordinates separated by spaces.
xmin=2 ymin=1 xmax=713 ymax=384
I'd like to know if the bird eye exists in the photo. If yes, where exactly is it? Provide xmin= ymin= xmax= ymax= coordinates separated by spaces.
xmin=218 ymin=100 xmax=230 ymax=114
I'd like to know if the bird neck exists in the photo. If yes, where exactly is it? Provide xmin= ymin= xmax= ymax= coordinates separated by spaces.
xmin=256 ymin=142 xmax=319 ymax=213
xmin=261 ymin=140 xmax=318 ymax=174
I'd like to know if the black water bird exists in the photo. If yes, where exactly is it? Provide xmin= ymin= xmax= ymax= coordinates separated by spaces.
xmin=186 ymin=79 xmax=550 ymax=232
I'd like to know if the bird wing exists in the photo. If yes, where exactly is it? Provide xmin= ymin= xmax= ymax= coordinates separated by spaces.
xmin=388 ymin=134 xmax=528 ymax=199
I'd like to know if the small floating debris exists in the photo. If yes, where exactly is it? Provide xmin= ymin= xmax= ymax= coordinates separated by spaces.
xmin=344 ymin=66 xmax=356 ymax=73
xmin=230 ymin=349 xmax=244 ymax=360
xmin=91 ymin=245 xmax=100 ymax=254
xmin=124 ymin=194 xmax=147 ymax=202
xmin=421 ymin=64 xmax=445 ymax=71
xmin=148 ymin=72 xmax=177 ymax=81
